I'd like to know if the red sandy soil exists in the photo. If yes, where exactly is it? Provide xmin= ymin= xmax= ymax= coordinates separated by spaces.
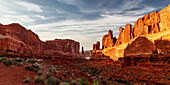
xmin=0 ymin=63 xmax=36 ymax=85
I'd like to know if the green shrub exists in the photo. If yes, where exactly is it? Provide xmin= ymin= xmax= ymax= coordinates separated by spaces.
xmin=62 ymin=79 xmax=71 ymax=82
xmin=17 ymin=62 xmax=23 ymax=66
xmin=59 ymin=76 xmax=62 ymax=80
xmin=32 ymin=63 xmax=40 ymax=68
xmin=66 ymin=71 xmax=70 ymax=74
xmin=30 ymin=60 xmax=35 ymax=64
xmin=34 ymin=76 xmax=44 ymax=84
xmin=37 ymin=70 xmax=43 ymax=75
xmin=63 ymin=73 xmax=67 ymax=77
xmin=45 ymin=72 xmax=52 ymax=78
xmin=45 ymin=76 xmax=60 ymax=85
xmin=3 ymin=59 xmax=12 ymax=66
xmin=22 ymin=76 xmax=30 ymax=83
xmin=93 ymin=81 xmax=99 ymax=85
xmin=79 ymin=78 xmax=90 ymax=85
xmin=0 ymin=54 xmax=5 ymax=57
xmin=24 ymin=57 xmax=28 ymax=60
xmin=168 ymin=78 xmax=170 ymax=80
xmin=34 ymin=68 xmax=40 ymax=73
xmin=0 ymin=57 xmax=7 ymax=61
xmin=25 ymin=66 xmax=34 ymax=71
xmin=15 ymin=58 xmax=22 ymax=62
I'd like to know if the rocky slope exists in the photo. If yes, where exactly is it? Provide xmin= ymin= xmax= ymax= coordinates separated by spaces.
xmin=0 ymin=23 xmax=80 ymax=57
xmin=92 ymin=4 xmax=170 ymax=60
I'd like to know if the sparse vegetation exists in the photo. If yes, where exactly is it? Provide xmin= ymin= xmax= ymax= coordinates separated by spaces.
xmin=25 ymin=65 xmax=34 ymax=71
xmin=22 ymin=76 xmax=30 ymax=83
xmin=45 ymin=76 xmax=60 ymax=85
xmin=3 ymin=59 xmax=12 ymax=66
xmin=34 ymin=76 xmax=45 ymax=84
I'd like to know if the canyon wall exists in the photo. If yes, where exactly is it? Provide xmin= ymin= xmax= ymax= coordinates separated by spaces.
xmin=0 ymin=23 xmax=80 ymax=57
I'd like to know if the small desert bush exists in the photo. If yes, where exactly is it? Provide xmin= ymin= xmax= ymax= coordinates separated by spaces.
xmin=63 ymin=73 xmax=67 ymax=77
xmin=0 ymin=54 xmax=5 ymax=57
xmin=45 ymin=72 xmax=52 ymax=78
xmin=15 ymin=58 xmax=22 ymax=62
xmin=45 ymin=76 xmax=60 ymax=85
xmin=25 ymin=65 xmax=34 ymax=71
xmin=22 ymin=76 xmax=30 ymax=83
xmin=3 ymin=59 xmax=12 ymax=66
xmin=34 ymin=76 xmax=45 ymax=84
xmin=79 ymin=78 xmax=90 ymax=85
xmin=32 ymin=63 xmax=40 ymax=68
xmin=37 ymin=70 xmax=43 ymax=75
xmin=30 ymin=60 xmax=35 ymax=64
xmin=0 ymin=57 xmax=7 ymax=61
xmin=93 ymin=81 xmax=99 ymax=85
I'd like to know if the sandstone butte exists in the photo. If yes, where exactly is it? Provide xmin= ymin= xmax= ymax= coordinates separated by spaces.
xmin=0 ymin=23 xmax=80 ymax=58
xmin=92 ymin=4 xmax=170 ymax=61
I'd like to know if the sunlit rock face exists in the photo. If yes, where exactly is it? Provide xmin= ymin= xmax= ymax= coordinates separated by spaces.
xmin=92 ymin=4 xmax=170 ymax=61
xmin=102 ymin=30 xmax=117 ymax=49
xmin=0 ymin=23 xmax=80 ymax=57
xmin=159 ymin=4 xmax=170 ymax=31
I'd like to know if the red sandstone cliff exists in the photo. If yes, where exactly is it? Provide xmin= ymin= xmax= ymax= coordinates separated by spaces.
xmin=0 ymin=23 xmax=42 ymax=54
xmin=0 ymin=23 xmax=80 ymax=57
xmin=41 ymin=39 xmax=80 ymax=57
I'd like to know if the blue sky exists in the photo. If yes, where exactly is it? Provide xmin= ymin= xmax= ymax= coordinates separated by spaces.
xmin=0 ymin=0 xmax=169 ymax=50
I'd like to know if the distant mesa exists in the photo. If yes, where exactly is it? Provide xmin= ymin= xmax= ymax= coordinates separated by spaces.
xmin=0 ymin=23 xmax=81 ymax=58
xmin=90 ymin=4 xmax=170 ymax=61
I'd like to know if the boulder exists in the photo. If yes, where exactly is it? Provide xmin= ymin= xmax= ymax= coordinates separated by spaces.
xmin=124 ymin=37 xmax=156 ymax=56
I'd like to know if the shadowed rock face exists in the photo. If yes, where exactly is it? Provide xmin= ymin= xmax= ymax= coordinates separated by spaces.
xmin=124 ymin=37 xmax=156 ymax=56
xmin=42 ymin=39 xmax=80 ymax=56
xmin=154 ymin=40 xmax=170 ymax=54
xmin=0 ymin=23 xmax=80 ymax=57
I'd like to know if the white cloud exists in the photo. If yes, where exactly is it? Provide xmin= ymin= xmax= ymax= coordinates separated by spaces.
xmin=15 ymin=1 xmax=43 ymax=12
xmin=32 ymin=15 xmax=55 ymax=20
xmin=27 ymin=14 xmax=142 ymax=50
xmin=0 ymin=15 xmax=35 ymax=25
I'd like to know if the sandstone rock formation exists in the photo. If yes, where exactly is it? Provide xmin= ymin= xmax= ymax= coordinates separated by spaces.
xmin=0 ymin=23 xmax=42 ymax=54
xmin=159 ymin=4 xmax=170 ymax=31
xmin=0 ymin=23 xmax=80 ymax=58
xmin=42 ymin=39 xmax=80 ymax=57
xmin=92 ymin=4 xmax=170 ymax=61
xmin=115 ymin=27 xmax=124 ymax=46
xmin=102 ymin=30 xmax=117 ymax=49
xmin=92 ymin=41 xmax=100 ymax=52
xmin=0 ymin=35 xmax=32 ymax=53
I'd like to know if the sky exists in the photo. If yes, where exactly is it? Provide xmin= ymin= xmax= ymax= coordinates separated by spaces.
xmin=0 ymin=0 xmax=169 ymax=51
